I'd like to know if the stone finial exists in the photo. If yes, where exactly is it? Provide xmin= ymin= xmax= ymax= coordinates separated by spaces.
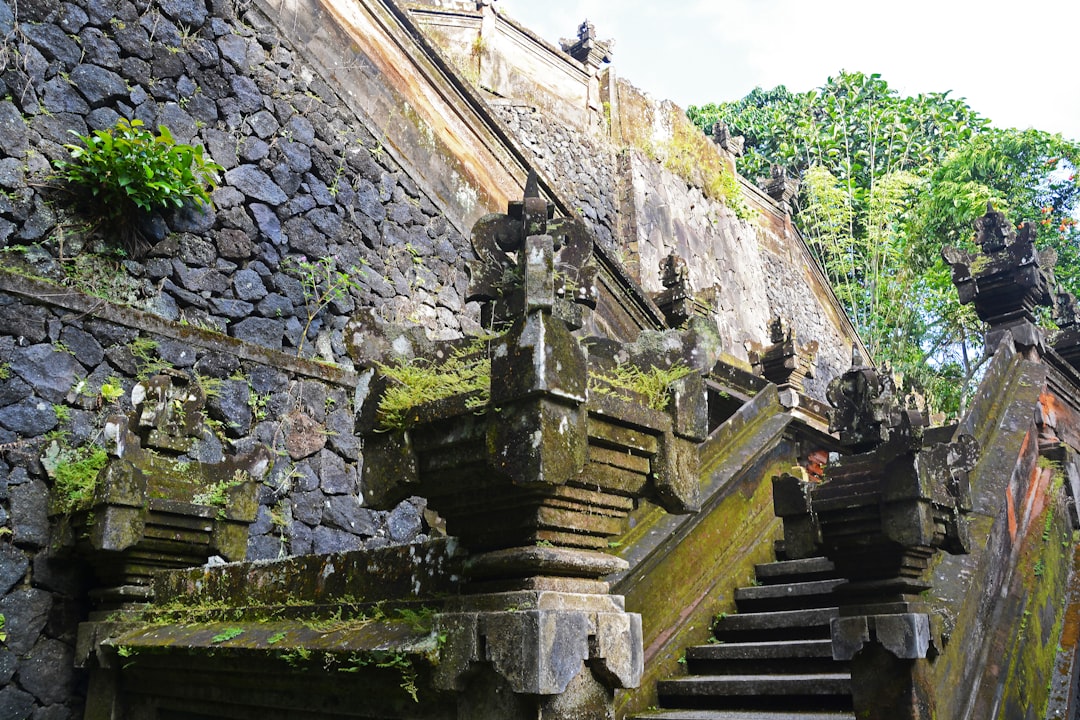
xmin=769 ymin=315 xmax=792 ymax=345
xmin=942 ymin=205 xmax=1056 ymax=354
xmin=974 ymin=202 xmax=1014 ymax=253
xmin=825 ymin=347 xmax=920 ymax=453
xmin=467 ymin=172 xmax=597 ymax=330
xmin=1057 ymin=291 xmax=1080 ymax=328
xmin=560 ymin=19 xmax=613 ymax=69
xmin=653 ymin=252 xmax=701 ymax=327
xmin=661 ymin=252 xmax=689 ymax=289
xmin=1053 ymin=291 xmax=1080 ymax=369
xmin=747 ymin=316 xmax=818 ymax=400
xmin=131 ymin=369 xmax=206 ymax=453
xmin=758 ymin=164 xmax=799 ymax=211
xmin=711 ymin=121 xmax=744 ymax=157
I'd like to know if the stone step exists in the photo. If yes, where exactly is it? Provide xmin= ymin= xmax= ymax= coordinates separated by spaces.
xmin=734 ymin=579 xmax=846 ymax=612
xmin=659 ymin=673 xmax=850 ymax=697
xmin=686 ymin=639 xmax=841 ymax=676
xmin=689 ymin=639 xmax=834 ymax=661
xmin=753 ymin=557 xmax=838 ymax=585
xmin=713 ymin=607 xmax=839 ymax=642
xmin=629 ymin=710 xmax=855 ymax=720
xmin=658 ymin=673 xmax=851 ymax=712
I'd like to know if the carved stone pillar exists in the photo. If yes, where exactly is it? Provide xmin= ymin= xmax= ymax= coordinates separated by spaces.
xmin=59 ymin=370 xmax=271 ymax=608
xmin=351 ymin=177 xmax=707 ymax=718
xmin=773 ymin=353 xmax=976 ymax=720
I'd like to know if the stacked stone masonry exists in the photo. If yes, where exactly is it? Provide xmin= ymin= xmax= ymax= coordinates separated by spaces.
xmin=493 ymin=96 xmax=851 ymax=399
xmin=0 ymin=0 xmax=890 ymax=717
xmin=0 ymin=0 xmax=481 ymax=360
xmin=492 ymin=102 xmax=619 ymax=253
xmin=0 ymin=0 xmax=465 ymax=715
xmin=0 ymin=284 xmax=436 ymax=718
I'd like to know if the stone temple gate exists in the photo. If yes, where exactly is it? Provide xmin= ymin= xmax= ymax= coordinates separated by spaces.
xmin=0 ymin=0 xmax=1079 ymax=719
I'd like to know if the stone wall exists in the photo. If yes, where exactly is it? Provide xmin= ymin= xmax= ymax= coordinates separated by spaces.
xmin=608 ymin=77 xmax=858 ymax=394
xmin=409 ymin=0 xmax=605 ymax=133
xmin=0 ymin=0 xmax=477 ymax=715
xmin=491 ymin=101 xmax=619 ymax=251
xmin=488 ymin=85 xmax=855 ymax=399
xmin=0 ymin=274 xmax=436 ymax=718
xmin=0 ymin=0 xmax=480 ymax=363
xmin=0 ymin=0 xmax=865 ymax=716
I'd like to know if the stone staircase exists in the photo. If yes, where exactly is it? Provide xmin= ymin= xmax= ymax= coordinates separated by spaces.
xmin=630 ymin=557 xmax=854 ymax=720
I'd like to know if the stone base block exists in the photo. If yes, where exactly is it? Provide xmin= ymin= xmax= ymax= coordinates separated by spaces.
xmin=434 ymin=590 xmax=642 ymax=696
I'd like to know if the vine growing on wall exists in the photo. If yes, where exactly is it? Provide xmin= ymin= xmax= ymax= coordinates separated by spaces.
xmin=281 ymin=255 xmax=366 ymax=356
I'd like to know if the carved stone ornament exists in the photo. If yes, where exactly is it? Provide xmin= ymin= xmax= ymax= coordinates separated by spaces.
xmin=759 ymin=164 xmax=800 ymax=209
xmin=654 ymin=252 xmax=705 ymax=327
xmin=712 ymin=121 xmax=745 ymax=157
xmin=352 ymin=180 xmax=707 ymax=595
xmin=1052 ymin=291 xmax=1080 ymax=369
xmin=825 ymin=347 xmax=911 ymax=453
xmin=775 ymin=351 xmax=977 ymax=656
xmin=559 ymin=20 xmax=613 ymax=69
xmin=467 ymin=171 xmax=598 ymax=331
xmin=942 ymin=204 xmax=1057 ymax=353
xmin=748 ymin=316 xmax=818 ymax=397
xmin=63 ymin=369 xmax=271 ymax=606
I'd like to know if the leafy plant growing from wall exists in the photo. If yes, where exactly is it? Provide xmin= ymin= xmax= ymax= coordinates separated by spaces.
xmin=376 ymin=340 xmax=493 ymax=430
xmin=54 ymin=118 xmax=222 ymax=255
xmin=589 ymin=361 xmax=693 ymax=411
xmin=192 ymin=470 xmax=250 ymax=519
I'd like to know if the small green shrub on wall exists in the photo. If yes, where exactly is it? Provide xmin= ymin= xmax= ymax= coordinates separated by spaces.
xmin=54 ymin=118 xmax=222 ymax=253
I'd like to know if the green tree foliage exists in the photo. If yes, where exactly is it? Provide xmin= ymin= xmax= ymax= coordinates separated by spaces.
xmin=689 ymin=72 xmax=1080 ymax=416
xmin=908 ymin=128 xmax=1080 ymax=286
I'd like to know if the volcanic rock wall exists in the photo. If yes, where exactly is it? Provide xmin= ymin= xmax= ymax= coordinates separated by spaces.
xmin=0 ymin=0 xmax=473 ymax=714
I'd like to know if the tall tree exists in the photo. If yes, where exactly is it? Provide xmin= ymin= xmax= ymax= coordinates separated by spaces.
xmin=690 ymin=72 xmax=1080 ymax=415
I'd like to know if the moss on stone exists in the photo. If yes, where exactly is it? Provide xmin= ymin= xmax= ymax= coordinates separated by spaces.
xmin=997 ymin=485 xmax=1071 ymax=719
xmin=589 ymin=361 xmax=692 ymax=411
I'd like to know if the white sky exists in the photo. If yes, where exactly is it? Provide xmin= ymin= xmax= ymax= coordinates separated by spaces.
xmin=498 ymin=0 xmax=1080 ymax=142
